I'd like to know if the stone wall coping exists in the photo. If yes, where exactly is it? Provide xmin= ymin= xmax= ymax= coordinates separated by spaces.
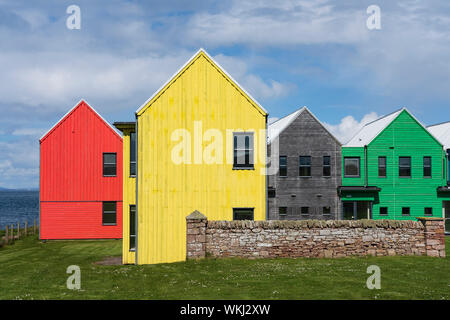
xmin=186 ymin=210 xmax=207 ymax=220
xmin=416 ymin=217 xmax=444 ymax=221
xmin=206 ymin=219 xmax=424 ymax=230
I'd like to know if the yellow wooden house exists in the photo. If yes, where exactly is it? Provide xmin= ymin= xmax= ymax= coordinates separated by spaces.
xmin=119 ymin=48 xmax=268 ymax=264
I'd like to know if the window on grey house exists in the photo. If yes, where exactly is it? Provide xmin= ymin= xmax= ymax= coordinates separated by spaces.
xmin=279 ymin=207 xmax=287 ymax=216
xmin=399 ymin=157 xmax=411 ymax=177
xmin=378 ymin=156 xmax=386 ymax=177
xmin=299 ymin=156 xmax=311 ymax=177
xmin=380 ymin=207 xmax=388 ymax=216
xmin=402 ymin=207 xmax=410 ymax=216
xmin=424 ymin=207 xmax=433 ymax=216
xmin=103 ymin=153 xmax=117 ymax=176
xmin=233 ymin=208 xmax=254 ymax=220
xmin=130 ymin=132 xmax=136 ymax=176
xmin=323 ymin=206 xmax=331 ymax=215
xmin=102 ymin=202 xmax=117 ymax=225
xmin=301 ymin=207 xmax=309 ymax=215
xmin=279 ymin=156 xmax=287 ymax=177
xmin=233 ymin=133 xmax=254 ymax=169
xmin=129 ymin=205 xmax=136 ymax=250
xmin=423 ymin=156 xmax=431 ymax=177
xmin=323 ymin=156 xmax=331 ymax=177
xmin=344 ymin=157 xmax=360 ymax=177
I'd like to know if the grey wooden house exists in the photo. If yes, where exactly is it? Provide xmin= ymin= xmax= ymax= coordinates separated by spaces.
xmin=267 ymin=107 xmax=342 ymax=220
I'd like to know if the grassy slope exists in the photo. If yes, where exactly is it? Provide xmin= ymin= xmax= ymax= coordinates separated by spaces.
xmin=0 ymin=235 xmax=449 ymax=300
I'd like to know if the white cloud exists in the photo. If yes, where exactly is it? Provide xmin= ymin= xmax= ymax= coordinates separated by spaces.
xmin=11 ymin=128 xmax=46 ymax=137
xmin=324 ymin=112 xmax=379 ymax=144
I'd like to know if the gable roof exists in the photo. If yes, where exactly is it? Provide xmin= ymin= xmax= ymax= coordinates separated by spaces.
xmin=40 ymin=99 xmax=122 ymax=143
xmin=428 ymin=121 xmax=450 ymax=150
xmin=268 ymin=106 xmax=341 ymax=145
xmin=345 ymin=108 xmax=442 ymax=147
xmin=135 ymin=48 xmax=268 ymax=117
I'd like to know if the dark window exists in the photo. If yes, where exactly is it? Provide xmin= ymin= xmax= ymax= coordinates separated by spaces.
xmin=233 ymin=133 xmax=254 ymax=169
xmin=279 ymin=156 xmax=287 ymax=177
xmin=399 ymin=157 xmax=411 ymax=177
xmin=233 ymin=208 xmax=254 ymax=220
xmin=323 ymin=206 xmax=331 ymax=215
xmin=279 ymin=207 xmax=287 ymax=216
xmin=103 ymin=153 xmax=117 ymax=176
xmin=129 ymin=205 xmax=136 ymax=251
xmin=301 ymin=207 xmax=309 ymax=215
xmin=268 ymin=187 xmax=276 ymax=198
xmin=344 ymin=157 xmax=360 ymax=177
xmin=130 ymin=132 xmax=136 ymax=176
xmin=423 ymin=156 xmax=431 ymax=177
xmin=378 ymin=156 xmax=386 ymax=177
xmin=323 ymin=156 xmax=331 ymax=177
xmin=424 ymin=207 xmax=433 ymax=216
xmin=299 ymin=156 xmax=311 ymax=177
xmin=402 ymin=207 xmax=410 ymax=216
xmin=102 ymin=202 xmax=117 ymax=225
xmin=380 ymin=207 xmax=388 ymax=216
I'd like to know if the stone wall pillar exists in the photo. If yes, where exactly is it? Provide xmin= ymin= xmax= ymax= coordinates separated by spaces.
xmin=417 ymin=217 xmax=446 ymax=258
xmin=186 ymin=210 xmax=207 ymax=259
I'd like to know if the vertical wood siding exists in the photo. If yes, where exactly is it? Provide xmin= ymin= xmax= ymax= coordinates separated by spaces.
xmin=136 ymin=52 xmax=267 ymax=264
xmin=40 ymin=101 xmax=123 ymax=239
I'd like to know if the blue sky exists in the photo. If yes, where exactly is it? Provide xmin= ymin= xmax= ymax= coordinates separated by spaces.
xmin=1 ymin=0 xmax=450 ymax=188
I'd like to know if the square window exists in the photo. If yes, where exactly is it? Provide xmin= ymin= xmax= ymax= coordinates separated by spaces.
xmin=323 ymin=206 xmax=331 ymax=215
xmin=233 ymin=208 xmax=254 ymax=220
xmin=301 ymin=207 xmax=309 ymax=215
xmin=424 ymin=207 xmax=433 ymax=216
xmin=279 ymin=207 xmax=287 ymax=216
xmin=380 ymin=207 xmax=388 ymax=216
xmin=344 ymin=157 xmax=360 ymax=177
xmin=402 ymin=207 xmax=410 ymax=216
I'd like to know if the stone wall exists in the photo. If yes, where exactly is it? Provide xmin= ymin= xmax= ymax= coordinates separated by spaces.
xmin=186 ymin=212 xmax=446 ymax=259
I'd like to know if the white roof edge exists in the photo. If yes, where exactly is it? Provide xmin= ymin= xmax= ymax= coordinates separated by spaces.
xmin=267 ymin=106 xmax=305 ymax=143
xmin=40 ymin=99 xmax=123 ymax=142
xmin=344 ymin=107 xmax=443 ymax=148
xmin=135 ymin=48 xmax=268 ymax=116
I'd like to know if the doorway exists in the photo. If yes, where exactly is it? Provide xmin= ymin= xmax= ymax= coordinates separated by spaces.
xmin=444 ymin=201 xmax=450 ymax=234
xmin=342 ymin=201 xmax=372 ymax=220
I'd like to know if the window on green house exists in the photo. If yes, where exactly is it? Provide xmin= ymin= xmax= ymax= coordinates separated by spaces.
xmin=380 ymin=207 xmax=388 ymax=216
xmin=399 ymin=157 xmax=411 ymax=177
xmin=233 ymin=133 xmax=254 ymax=169
xmin=279 ymin=207 xmax=287 ymax=216
xmin=129 ymin=205 xmax=136 ymax=251
xmin=378 ymin=156 xmax=386 ymax=177
xmin=424 ymin=207 xmax=433 ymax=216
xmin=344 ymin=157 xmax=360 ymax=177
xmin=323 ymin=156 xmax=331 ymax=177
xmin=299 ymin=156 xmax=311 ymax=177
xmin=130 ymin=132 xmax=136 ymax=176
xmin=233 ymin=208 xmax=254 ymax=220
xmin=279 ymin=156 xmax=287 ymax=177
xmin=402 ymin=207 xmax=410 ymax=216
xmin=423 ymin=156 xmax=431 ymax=177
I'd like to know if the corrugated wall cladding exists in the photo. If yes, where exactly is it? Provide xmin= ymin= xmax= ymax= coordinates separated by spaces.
xmin=136 ymin=52 xmax=267 ymax=264
xmin=40 ymin=202 xmax=122 ymax=239
xmin=39 ymin=100 xmax=123 ymax=239
xmin=40 ymin=101 xmax=123 ymax=201
xmin=342 ymin=110 xmax=447 ymax=220
xmin=121 ymin=129 xmax=136 ymax=264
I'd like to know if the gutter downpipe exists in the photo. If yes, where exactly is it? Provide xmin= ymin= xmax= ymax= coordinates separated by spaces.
xmin=364 ymin=145 xmax=368 ymax=187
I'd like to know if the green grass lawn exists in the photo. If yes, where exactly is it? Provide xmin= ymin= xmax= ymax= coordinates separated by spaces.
xmin=0 ymin=235 xmax=449 ymax=300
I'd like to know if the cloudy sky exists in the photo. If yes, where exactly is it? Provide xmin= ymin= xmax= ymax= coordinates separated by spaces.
xmin=1 ymin=0 xmax=449 ymax=189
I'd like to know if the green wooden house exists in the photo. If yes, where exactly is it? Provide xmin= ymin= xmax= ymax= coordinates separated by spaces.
xmin=338 ymin=108 xmax=450 ymax=222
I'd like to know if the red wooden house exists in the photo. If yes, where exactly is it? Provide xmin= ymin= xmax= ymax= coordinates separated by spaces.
xmin=39 ymin=100 xmax=123 ymax=239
